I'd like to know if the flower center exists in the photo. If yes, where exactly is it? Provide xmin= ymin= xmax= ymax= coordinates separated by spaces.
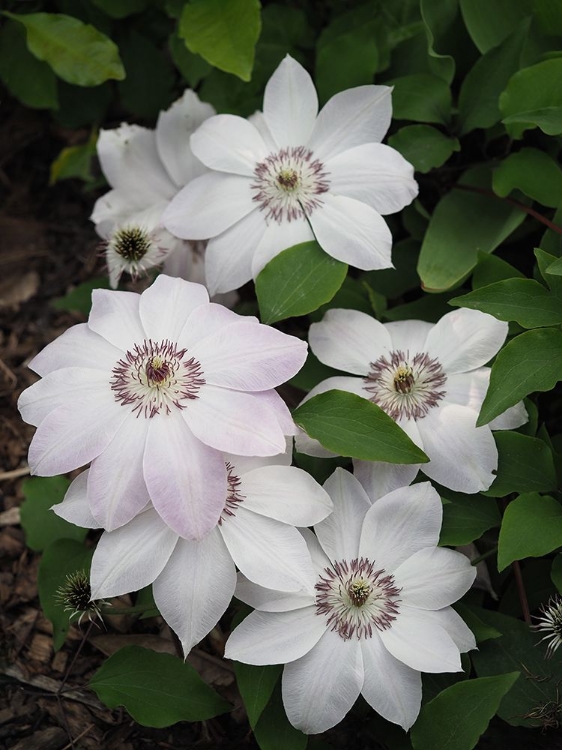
xmin=315 ymin=558 xmax=401 ymax=640
xmin=219 ymin=462 xmax=245 ymax=523
xmin=364 ymin=350 xmax=447 ymax=421
xmin=112 ymin=226 xmax=153 ymax=261
xmin=110 ymin=339 xmax=204 ymax=418
xmin=251 ymin=146 xmax=330 ymax=223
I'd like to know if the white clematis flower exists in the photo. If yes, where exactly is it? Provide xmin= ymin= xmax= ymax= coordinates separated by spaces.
xmin=296 ymin=307 xmax=528 ymax=494
xmin=163 ymin=55 xmax=418 ymax=295
xmin=91 ymin=90 xmax=216 ymax=288
xmin=53 ymin=450 xmax=333 ymax=655
xmin=18 ymin=275 xmax=307 ymax=540
xmin=226 ymin=469 xmax=476 ymax=734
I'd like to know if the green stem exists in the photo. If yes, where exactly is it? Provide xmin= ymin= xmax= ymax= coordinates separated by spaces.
xmin=471 ymin=547 xmax=497 ymax=566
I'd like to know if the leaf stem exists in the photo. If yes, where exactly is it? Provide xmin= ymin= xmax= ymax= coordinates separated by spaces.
xmin=471 ymin=547 xmax=498 ymax=566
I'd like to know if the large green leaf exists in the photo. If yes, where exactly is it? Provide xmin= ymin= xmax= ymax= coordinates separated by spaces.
xmin=471 ymin=252 xmax=525 ymax=289
xmin=235 ymin=663 xmax=282 ymax=729
xmin=498 ymin=493 xmax=562 ymax=571
xmin=420 ymin=0 xmax=457 ymax=83
xmin=390 ymin=74 xmax=452 ymax=124
xmin=459 ymin=0 xmax=531 ymax=53
xmin=388 ymin=124 xmax=459 ymax=173
xmin=478 ymin=327 xmax=562 ymax=425
xmin=492 ymin=148 xmax=562 ymax=208
xmin=292 ymin=390 xmax=428 ymax=464
xmin=89 ymin=646 xmax=230 ymax=726
xmin=500 ymin=58 xmax=562 ymax=137
xmin=255 ymin=241 xmax=347 ymax=324
xmin=0 ymin=20 xmax=58 ymax=109
xmin=179 ymin=0 xmax=261 ymax=82
xmin=439 ymin=492 xmax=500 ymax=546
xmin=411 ymin=673 xmax=519 ymax=750
xmin=485 ymin=432 xmax=557 ymax=497
xmin=254 ymin=684 xmax=307 ymax=750
xmin=4 ymin=12 xmax=124 ymax=86
xmin=20 ymin=476 xmax=85 ymax=552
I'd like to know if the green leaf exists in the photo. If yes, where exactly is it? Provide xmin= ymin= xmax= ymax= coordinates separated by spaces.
xmin=485 ymin=432 xmax=557 ymax=497
xmin=362 ymin=239 xmax=421 ymax=299
xmin=500 ymin=58 xmax=562 ymax=137
xmin=552 ymin=553 xmax=562 ymax=593
xmin=439 ymin=493 xmax=500 ymax=546
xmin=457 ymin=20 xmax=528 ymax=135
xmin=420 ymin=0 xmax=456 ymax=83
xmin=450 ymin=278 xmax=562 ymax=328
xmin=492 ymin=148 xmax=562 ymax=208
xmin=89 ymin=646 xmax=230 ymax=726
xmin=179 ymin=0 xmax=261 ymax=82
xmin=0 ymin=20 xmax=58 ymax=109
xmin=288 ymin=352 xmax=341 ymax=393
xmin=4 ymin=12 xmax=124 ymax=87
xmin=254 ymin=684 xmax=307 ymax=750
xmin=453 ymin=604 xmax=502 ymax=643
xmin=385 ymin=290 xmax=456 ymax=323
xmin=255 ymin=242 xmax=347 ymax=324
xmin=388 ymin=125 xmax=459 ymax=173
xmin=471 ymin=252 xmax=525 ymax=289
xmin=235 ymin=663 xmax=281 ymax=728
xmin=315 ymin=6 xmax=378 ymax=103
xmin=389 ymin=74 xmax=452 ymax=124
xmin=90 ymin=0 xmax=149 ymax=18
xmin=292 ymin=390 xmax=428 ymax=464
xmin=52 ymin=277 xmax=111 ymax=316
xmin=38 ymin=539 xmax=93 ymax=650
xmin=411 ymin=672 xmax=520 ymax=750
xmin=533 ymin=0 xmax=562 ymax=36
xmin=498 ymin=493 xmax=562 ymax=571
xmin=54 ymin=80 xmax=111 ymax=129
xmin=417 ymin=168 xmax=525 ymax=292
xmin=459 ymin=0 xmax=530 ymax=53
xmin=20 ymin=476 xmax=86 ymax=552
xmin=118 ymin=32 xmax=175 ymax=118
xmin=169 ymin=30 xmax=211 ymax=87
xmin=478 ymin=327 xmax=562 ymax=425
xmin=50 ymin=132 xmax=97 ymax=185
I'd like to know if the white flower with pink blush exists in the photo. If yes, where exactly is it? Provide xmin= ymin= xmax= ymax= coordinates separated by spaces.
xmin=163 ymin=55 xmax=418 ymax=295
xmin=52 ymin=449 xmax=332 ymax=655
xmin=91 ymin=90 xmax=215 ymax=288
xmin=18 ymin=275 xmax=307 ymax=540
xmin=296 ymin=307 xmax=528 ymax=494
xmin=226 ymin=469 xmax=476 ymax=734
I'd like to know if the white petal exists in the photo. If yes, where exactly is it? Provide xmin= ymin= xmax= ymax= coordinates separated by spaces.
xmin=51 ymin=470 xmax=99 ymax=528
xmin=220 ymin=508 xmax=315 ymax=592
xmin=489 ymin=401 xmax=528 ymax=430
xmin=204 ymin=210 xmax=266 ymax=295
xmin=353 ymin=460 xmax=420 ymax=502
xmin=309 ymin=86 xmax=392 ymax=162
xmin=309 ymin=194 xmax=392 ymax=270
xmin=263 ymin=55 xmax=318 ymax=149
xmin=315 ymin=469 xmax=370 ymax=562
xmin=359 ymin=482 xmax=442 ymax=570
xmin=190 ymin=114 xmax=267 ymax=176
xmin=88 ymin=288 xmax=144 ymax=351
xmin=156 ymin=89 xmax=215 ymax=187
xmin=235 ymin=573 xmax=314 ymax=612
xmin=178 ymin=301 xmax=245 ymax=349
xmin=282 ymin=630 xmax=363 ymax=734
xmin=29 ymin=323 xmax=121 ymax=377
xmin=251 ymin=218 xmax=315 ymax=278
xmin=417 ymin=404 xmax=497 ymax=492
xmin=91 ymin=188 xmax=136 ymax=231
xmin=153 ymin=530 xmax=236 ymax=655
xmin=384 ymin=320 xmax=434 ymax=354
xmin=225 ymin=440 xmax=292 ymax=477
xmin=225 ymin=607 xmax=325 ymax=665
xmin=163 ymin=172 xmax=254 ymax=240
xmin=97 ymin=124 xmax=176 ymax=204
xmin=248 ymin=109 xmax=277 ymax=151
xmin=240 ymin=465 xmax=333 ymax=526
xmin=394 ymin=547 xmax=476 ymax=610
xmin=260 ymin=389 xmax=298 ymax=436
xmin=90 ymin=508 xmax=178 ymax=600
xmin=300 ymin=527 xmax=332 ymax=574
xmin=444 ymin=370 xmax=489 ymax=412
xmin=138 ymin=274 xmax=209 ymax=342
xmin=87 ymin=417 xmax=151 ymax=531
xmin=328 ymin=143 xmax=417 ymax=215
xmin=422 ymin=607 xmax=477 ymax=653
xmin=379 ymin=606 xmax=462 ymax=673
xmin=144 ymin=416 xmax=226 ymax=539
xmin=361 ymin=635 xmax=422 ymax=731
xmin=424 ymin=308 xmax=508 ymax=374
xmin=309 ymin=308 xmax=392 ymax=375
xmin=182 ymin=387 xmax=287 ymax=456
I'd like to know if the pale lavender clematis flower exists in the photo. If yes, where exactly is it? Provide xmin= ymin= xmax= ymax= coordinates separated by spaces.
xmin=52 ymin=449 xmax=333 ymax=655
xmin=296 ymin=307 xmax=528 ymax=494
xmin=163 ymin=55 xmax=418 ymax=295
xmin=226 ymin=468 xmax=476 ymax=734
xmin=18 ymin=275 xmax=307 ymax=539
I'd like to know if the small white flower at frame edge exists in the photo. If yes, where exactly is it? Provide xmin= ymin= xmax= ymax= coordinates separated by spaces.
xmin=296 ymin=307 xmax=528 ymax=494
xmin=225 ymin=469 xmax=477 ymax=735
xmin=51 ymin=450 xmax=333 ymax=656
xmin=18 ymin=275 xmax=307 ymax=540
xmin=162 ymin=54 xmax=418 ymax=295
xmin=533 ymin=595 xmax=562 ymax=658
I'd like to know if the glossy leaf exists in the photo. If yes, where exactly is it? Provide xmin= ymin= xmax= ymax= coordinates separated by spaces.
xmin=235 ymin=663 xmax=282 ymax=728
xmin=0 ymin=20 xmax=58 ymax=109
xmin=485 ymin=432 xmax=557 ymax=498
xmin=439 ymin=493 xmax=501 ymax=546
xmin=492 ymin=148 xmax=562 ymax=208
xmin=388 ymin=125 xmax=459 ymax=173
xmin=390 ymin=74 xmax=452 ymax=124
xmin=459 ymin=0 xmax=530 ymax=53
xmin=20 ymin=476 xmax=85 ymax=552
xmin=254 ymin=684 xmax=308 ymax=750
xmin=471 ymin=252 xmax=525 ymax=289
xmin=498 ymin=493 xmax=562 ymax=571
xmin=500 ymin=58 xmax=562 ymax=137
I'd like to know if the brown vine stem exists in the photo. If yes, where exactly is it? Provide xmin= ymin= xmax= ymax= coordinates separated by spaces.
xmin=451 ymin=183 xmax=562 ymax=237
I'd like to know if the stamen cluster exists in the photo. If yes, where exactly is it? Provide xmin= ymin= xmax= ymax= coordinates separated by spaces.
xmin=219 ymin=461 xmax=246 ymax=522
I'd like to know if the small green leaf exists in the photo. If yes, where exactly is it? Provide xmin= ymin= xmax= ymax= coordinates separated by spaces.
xmin=254 ymin=684 xmax=307 ymax=750
xmin=451 ymin=278 xmax=562 ymax=328
xmin=411 ymin=672 xmax=520 ymax=750
xmin=255 ymin=242 xmax=347 ymax=324
xmin=169 ymin=30 xmax=211 ymax=87
xmin=0 ymin=20 xmax=58 ymax=109
xmin=235 ymin=663 xmax=281 ymax=728
xmin=485 ymin=432 xmax=557 ymax=497
xmin=20 ymin=476 xmax=85 ymax=552
xmin=492 ymin=148 xmax=562 ymax=208
xmin=439 ymin=493 xmax=500 ymax=546
xmin=478 ymin=328 xmax=562 ymax=425
xmin=453 ymin=604 xmax=502 ymax=643
xmin=498 ymin=493 xmax=562 ymax=571
xmin=388 ymin=125 xmax=459 ymax=173
xmin=459 ymin=0 xmax=530 ymax=53
xmin=292 ymin=390 xmax=428 ymax=464
xmin=500 ymin=58 xmax=562 ymax=137
xmin=390 ymin=74 xmax=452 ymax=124
xmin=4 ymin=12 xmax=125 ymax=87
xmin=179 ymin=0 xmax=261 ymax=82
xmin=50 ymin=132 xmax=97 ymax=185
xmin=52 ymin=277 xmax=111 ymax=316
xmin=89 ymin=646 xmax=230 ymax=726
